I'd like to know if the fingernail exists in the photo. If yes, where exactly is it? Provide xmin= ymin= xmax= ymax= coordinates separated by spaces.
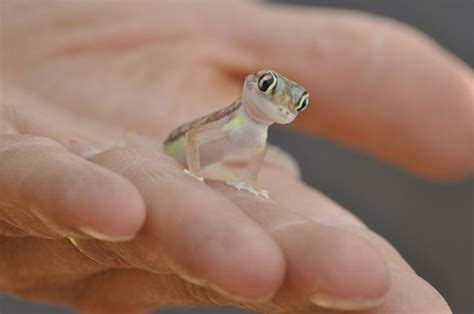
xmin=65 ymin=138 xmax=109 ymax=159
xmin=79 ymin=225 xmax=135 ymax=242
xmin=209 ymin=282 xmax=275 ymax=303
xmin=177 ymin=270 xmax=274 ymax=303
xmin=177 ymin=271 xmax=209 ymax=287
xmin=82 ymin=147 xmax=108 ymax=159
xmin=311 ymin=293 xmax=384 ymax=310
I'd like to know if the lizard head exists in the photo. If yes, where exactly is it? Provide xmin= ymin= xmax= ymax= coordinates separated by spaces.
xmin=242 ymin=70 xmax=309 ymax=124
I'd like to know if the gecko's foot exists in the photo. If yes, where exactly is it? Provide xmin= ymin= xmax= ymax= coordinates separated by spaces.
xmin=225 ymin=180 xmax=269 ymax=199
xmin=184 ymin=169 xmax=205 ymax=183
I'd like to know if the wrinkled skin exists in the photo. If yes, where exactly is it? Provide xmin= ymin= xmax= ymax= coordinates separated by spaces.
xmin=0 ymin=1 xmax=472 ymax=314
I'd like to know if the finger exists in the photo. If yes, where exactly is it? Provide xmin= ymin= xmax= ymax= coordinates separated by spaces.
xmin=0 ymin=237 xmax=104 ymax=293
xmin=0 ymin=134 xmax=145 ymax=240
xmin=255 ymin=164 xmax=449 ymax=312
xmin=209 ymin=181 xmax=390 ymax=311
xmin=218 ymin=3 xmax=473 ymax=180
xmin=84 ymin=146 xmax=286 ymax=302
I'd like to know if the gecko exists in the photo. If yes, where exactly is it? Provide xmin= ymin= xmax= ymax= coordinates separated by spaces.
xmin=163 ymin=70 xmax=309 ymax=199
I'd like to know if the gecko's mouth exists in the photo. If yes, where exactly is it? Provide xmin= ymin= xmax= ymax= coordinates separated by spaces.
xmin=252 ymin=103 xmax=296 ymax=125
xmin=274 ymin=106 xmax=296 ymax=124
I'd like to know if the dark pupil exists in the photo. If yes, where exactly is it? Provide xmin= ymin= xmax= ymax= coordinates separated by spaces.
xmin=258 ymin=74 xmax=274 ymax=92
xmin=297 ymin=98 xmax=308 ymax=111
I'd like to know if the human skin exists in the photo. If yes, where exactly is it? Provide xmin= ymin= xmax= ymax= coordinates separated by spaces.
xmin=0 ymin=1 xmax=472 ymax=313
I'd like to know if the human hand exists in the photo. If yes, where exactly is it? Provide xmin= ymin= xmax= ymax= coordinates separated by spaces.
xmin=1 ymin=1 xmax=471 ymax=313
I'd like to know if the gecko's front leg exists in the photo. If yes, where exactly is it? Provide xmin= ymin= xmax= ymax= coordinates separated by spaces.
xmin=185 ymin=128 xmax=204 ymax=182
xmin=226 ymin=146 xmax=269 ymax=199
xmin=184 ymin=120 xmax=227 ymax=183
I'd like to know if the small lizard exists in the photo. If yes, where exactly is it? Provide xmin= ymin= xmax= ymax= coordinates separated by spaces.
xmin=164 ymin=70 xmax=309 ymax=198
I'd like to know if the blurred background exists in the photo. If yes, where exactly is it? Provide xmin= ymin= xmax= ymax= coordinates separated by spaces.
xmin=1 ymin=0 xmax=472 ymax=313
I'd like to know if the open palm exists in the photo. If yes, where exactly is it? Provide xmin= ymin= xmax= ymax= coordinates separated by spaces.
xmin=1 ymin=1 xmax=471 ymax=313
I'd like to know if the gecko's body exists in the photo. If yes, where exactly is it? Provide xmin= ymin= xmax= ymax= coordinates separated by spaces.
xmin=164 ymin=70 xmax=309 ymax=198
xmin=164 ymin=99 xmax=266 ymax=169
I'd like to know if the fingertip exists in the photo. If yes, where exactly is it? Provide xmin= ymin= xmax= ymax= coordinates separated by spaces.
xmin=275 ymin=223 xmax=390 ymax=310
xmin=375 ymin=270 xmax=451 ymax=314
xmin=310 ymin=227 xmax=391 ymax=309
xmin=25 ymin=155 xmax=146 ymax=241
xmin=202 ymin=225 xmax=286 ymax=301
xmin=71 ymin=170 xmax=146 ymax=241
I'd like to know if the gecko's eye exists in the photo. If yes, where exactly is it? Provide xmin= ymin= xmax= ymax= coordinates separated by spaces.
xmin=296 ymin=92 xmax=309 ymax=112
xmin=258 ymin=72 xmax=277 ymax=93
